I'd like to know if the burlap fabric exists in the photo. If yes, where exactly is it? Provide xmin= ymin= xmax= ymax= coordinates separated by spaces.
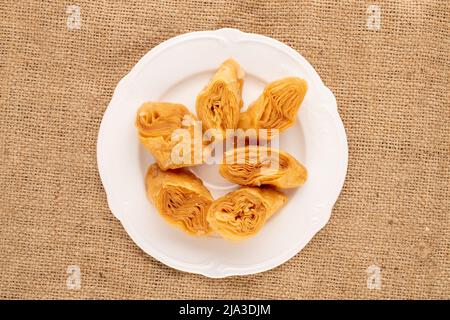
xmin=1 ymin=0 xmax=449 ymax=299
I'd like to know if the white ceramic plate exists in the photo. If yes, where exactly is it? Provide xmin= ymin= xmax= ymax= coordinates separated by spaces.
xmin=97 ymin=28 xmax=348 ymax=278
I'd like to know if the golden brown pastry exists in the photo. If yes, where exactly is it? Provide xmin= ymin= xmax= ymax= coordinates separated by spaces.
xmin=207 ymin=187 xmax=287 ymax=240
xmin=219 ymin=146 xmax=307 ymax=188
xmin=196 ymin=59 xmax=244 ymax=134
xmin=146 ymin=164 xmax=213 ymax=236
xmin=238 ymin=77 xmax=307 ymax=137
xmin=136 ymin=102 xmax=201 ymax=170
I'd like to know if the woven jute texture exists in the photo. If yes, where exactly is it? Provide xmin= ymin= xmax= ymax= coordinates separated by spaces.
xmin=1 ymin=0 xmax=449 ymax=299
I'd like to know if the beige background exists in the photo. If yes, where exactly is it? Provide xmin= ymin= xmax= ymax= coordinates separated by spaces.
xmin=1 ymin=0 xmax=449 ymax=299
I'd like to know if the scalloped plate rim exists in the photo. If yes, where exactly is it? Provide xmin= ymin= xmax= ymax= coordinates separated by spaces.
xmin=97 ymin=28 xmax=348 ymax=278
